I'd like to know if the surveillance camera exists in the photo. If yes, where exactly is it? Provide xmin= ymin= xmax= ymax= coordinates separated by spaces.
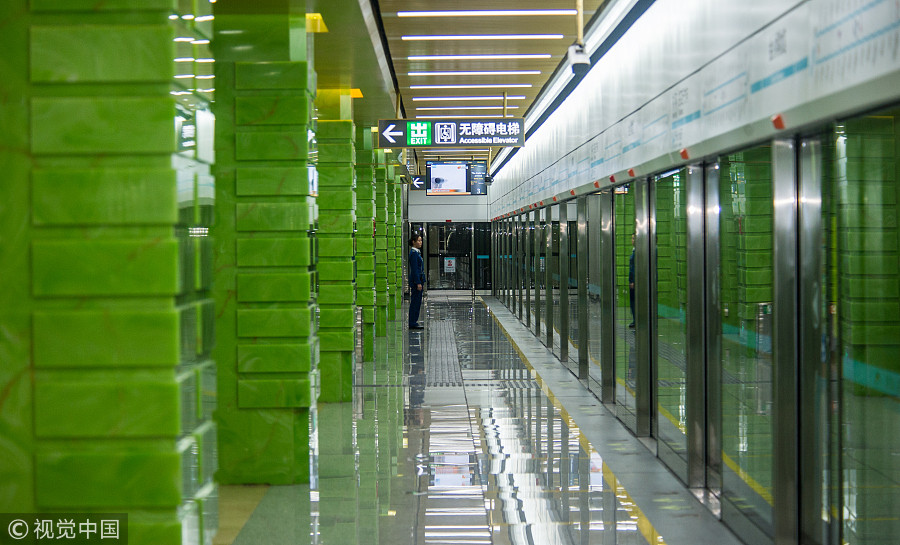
xmin=567 ymin=44 xmax=590 ymax=77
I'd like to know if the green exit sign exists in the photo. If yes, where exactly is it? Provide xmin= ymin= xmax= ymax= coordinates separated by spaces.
xmin=407 ymin=121 xmax=431 ymax=146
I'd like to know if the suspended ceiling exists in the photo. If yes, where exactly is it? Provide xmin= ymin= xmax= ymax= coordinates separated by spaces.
xmin=312 ymin=1 xmax=608 ymax=171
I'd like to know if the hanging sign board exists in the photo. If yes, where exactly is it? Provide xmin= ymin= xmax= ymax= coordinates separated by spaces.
xmin=377 ymin=118 xmax=525 ymax=149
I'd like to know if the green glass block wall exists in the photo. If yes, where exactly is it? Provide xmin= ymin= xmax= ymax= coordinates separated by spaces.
xmin=212 ymin=5 xmax=317 ymax=485
xmin=375 ymin=152 xmax=390 ymax=336
xmin=0 ymin=1 xmax=218 ymax=543
xmin=393 ymin=180 xmax=404 ymax=317
xmin=316 ymin=114 xmax=357 ymax=403
xmin=356 ymin=130 xmax=378 ymax=361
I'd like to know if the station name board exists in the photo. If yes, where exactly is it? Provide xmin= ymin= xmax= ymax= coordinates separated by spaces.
xmin=377 ymin=118 xmax=525 ymax=149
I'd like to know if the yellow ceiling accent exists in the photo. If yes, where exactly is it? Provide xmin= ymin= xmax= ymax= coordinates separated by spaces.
xmin=306 ymin=13 xmax=329 ymax=33
xmin=350 ymin=88 xmax=364 ymax=98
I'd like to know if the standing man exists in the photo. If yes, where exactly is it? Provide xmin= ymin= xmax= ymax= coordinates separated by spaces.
xmin=408 ymin=234 xmax=426 ymax=329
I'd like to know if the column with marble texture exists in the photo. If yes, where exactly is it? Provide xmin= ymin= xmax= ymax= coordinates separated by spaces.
xmin=0 ymin=1 xmax=218 ymax=543
xmin=212 ymin=1 xmax=317 ymax=486
xmin=355 ymin=129 xmax=378 ymax=361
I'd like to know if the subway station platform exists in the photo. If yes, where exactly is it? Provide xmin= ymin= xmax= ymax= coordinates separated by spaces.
xmin=216 ymin=295 xmax=742 ymax=545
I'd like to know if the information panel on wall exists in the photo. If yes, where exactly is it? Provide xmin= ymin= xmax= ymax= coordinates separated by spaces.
xmin=377 ymin=118 xmax=525 ymax=149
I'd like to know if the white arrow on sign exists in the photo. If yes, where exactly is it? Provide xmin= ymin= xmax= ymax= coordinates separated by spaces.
xmin=412 ymin=177 xmax=423 ymax=188
xmin=382 ymin=123 xmax=404 ymax=144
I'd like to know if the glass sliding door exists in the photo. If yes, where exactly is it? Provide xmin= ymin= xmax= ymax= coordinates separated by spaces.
xmin=587 ymin=194 xmax=606 ymax=393
xmin=614 ymin=185 xmax=637 ymax=430
xmin=717 ymin=145 xmax=775 ymax=539
xmin=568 ymin=208 xmax=580 ymax=371
xmin=473 ymin=222 xmax=491 ymax=290
xmin=821 ymin=109 xmax=900 ymax=545
xmin=426 ymin=222 xmax=473 ymax=290
xmin=550 ymin=207 xmax=563 ymax=359
xmin=653 ymin=168 xmax=689 ymax=480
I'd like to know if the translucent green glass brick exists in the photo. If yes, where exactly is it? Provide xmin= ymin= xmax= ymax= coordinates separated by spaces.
xmin=235 ymin=61 xmax=310 ymax=90
xmin=236 ymin=96 xmax=310 ymax=126
xmin=357 ymin=272 xmax=375 ymax=288
xmin=31 ymin=25 xmax=173 ymax=83
xmin=318 ymin=259 xmax=355 ymax=280
xmin=319 ymin=284 xmax=356 ymax=305
xmin=356 ymin=255 xmax=375 ymax=270
xmin=317 ymin=189 xmax=357 ymax=210
xmin=319 ymin=329 xmax=356 ymax=352
xmin=238 ymin=343 xmax=314 ymax=373
xmin=33 ymin=167 xmax=177 ymax=225
xmin=357 ymin=236 xmax=376 ymax=253
xmin=236 ymin=237 xmax=311 ymax=267
xmin=32 ymin=239 xmax=179 ymax=296
xmin=236 ymin=202 xmax=312 ymax=231
xmin=318 ymin=166 xmax=355 ymax=187
xmin=318 ymin=212 xmax=355 ymax=234
xmin=35 ymin=376 xmax=178 ymax=437
xmin=32 ymin=97 xmax=175 ymax=155
xmin=236 ymin=130 xmax=309 ymax=161
xmin=34 ymin=309 xmax=179 ymax=367
xmin=237 ymin=272 xmax=312 ymax=302
xmin=318 ymin=236 xmax=354 ymax=257
xmin=319 ymin=308 xmax=356 ymax=328
xmin=357 ymin=289 xmax=375 ymax=307
xmin=236 ymin=307 xmax=313 ymax=338
xmin=318 ymin=143 xmax=356 ymax=164
xmin=238 ymin=378 xmax=312 ymax=409
xmin=236 ymin=167 xmax=311 ymax=196
xmin=32 ymin=0 xmax=175 ymax=9
xmin=357 ymin=202 xmax=375 ymax=217
xmin=361 ymin=307 xmax=376 ymax=322
xmin=317 ymin=120 xmax=355 ymax=140
xmin=35 ymin=451 xmax=181 ymax=508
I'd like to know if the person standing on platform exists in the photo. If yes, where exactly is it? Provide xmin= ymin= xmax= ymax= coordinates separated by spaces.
xmin=408 ymin=234 xmax=426 ymax=330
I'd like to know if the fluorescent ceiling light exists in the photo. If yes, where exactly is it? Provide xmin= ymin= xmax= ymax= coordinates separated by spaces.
xmin=408 ymin=54 xmax=551 ymax=61
xmin=398 ymin=10 xmax=577 ymax=17
xmin=415 ymin=114 xmax=515 ymax=119
xmin=411 ymin=84 xmax=533 ymax=89
xmin=402 ymin=34 xmax=563 ymax=41
xmin=412 ymin=96 xmax=526 ymax=101
xmin=416 ymin=106 xmax=520 ymax=111
xmin=409 ymin=70 xmax=540 ymax=76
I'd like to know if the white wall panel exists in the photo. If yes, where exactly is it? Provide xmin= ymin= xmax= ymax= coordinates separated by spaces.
xmin=490 ymin=0 xmax=900 ymax=219
xmin=408 ymin=191 xmax=488 ymax=222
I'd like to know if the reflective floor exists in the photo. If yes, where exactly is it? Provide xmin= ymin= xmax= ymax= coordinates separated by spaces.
xmin=220 ymin=295 xmax=743 ymax=545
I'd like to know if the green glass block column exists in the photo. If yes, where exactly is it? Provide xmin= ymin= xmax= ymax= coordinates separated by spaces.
xmin=387 ymin=175 xmax=398 ymax=319
xmin=317 ymin=403 xmax=359 ymax=545
xmin=0 ymin=2 xmax=217 ymax=543
xmin=356 ymin=129 xmax=378 ymax=361
xmin=213 ymin=5 xmax=316 ymax=485
xmin=374 ymin=152 xmax=390 ymax=336
xmin=316 ymin=115 xmax=357 ymax=403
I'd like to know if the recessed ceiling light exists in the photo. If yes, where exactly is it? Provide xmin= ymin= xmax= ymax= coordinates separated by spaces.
xmin=408 ymin=54 xmax=551 ymax=61
xmin=410 ymin=84 xmax=533 ymax=89
xmin=409 ymin=70 xmax=541 ymax=76
xmin=398 ymin=10 xmax=577 ymax=17
xmin=412 ymin=96 xmax=526 ymax=101
xmin=416 ymin=106 xmax=520 ymax=111
xmin=402 ymin=34 xmax=564 ymax=41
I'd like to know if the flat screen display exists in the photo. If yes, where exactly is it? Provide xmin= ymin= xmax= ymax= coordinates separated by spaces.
xmin=426 ymin=161 xmax=470 ymax=195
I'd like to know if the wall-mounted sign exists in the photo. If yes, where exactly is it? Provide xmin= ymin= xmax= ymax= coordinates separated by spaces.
xmin=377 ymin=118 xmax=525 ymax=149
xmin=443 ymin=257 xmax=457 ymax=273
xmin=410 ymin=175 xmax=425 ymax=190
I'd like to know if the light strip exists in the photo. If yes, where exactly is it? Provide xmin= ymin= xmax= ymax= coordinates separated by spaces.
xmin=411 ymin=84 xmax=533 ymax=89
xmin=408 ymin=53 xmax=551 ymax=61
xmin=415 ymin=114 xmax=514 ymax=119
xmin=416 ymin=105 xmax=520 ymax=111
xmin=398 ymin=10 xmax=577 ymax=17
xmin=412 ymin=96 xmax=526 ymax=101
xmin=402 ymin=34 xmax=563 ymax=41
xmin=409 ymin=70 xmax=540 ymax=76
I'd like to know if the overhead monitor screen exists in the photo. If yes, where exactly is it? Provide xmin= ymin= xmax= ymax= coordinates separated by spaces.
xmin=426 ymin=161 xmax=470 ymax=195
xmin=469 ymin=160 xmax=487 ymax=195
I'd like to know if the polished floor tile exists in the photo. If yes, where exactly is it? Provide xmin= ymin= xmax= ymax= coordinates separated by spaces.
xmin=226 ymin=294 xmax=743 ymax=545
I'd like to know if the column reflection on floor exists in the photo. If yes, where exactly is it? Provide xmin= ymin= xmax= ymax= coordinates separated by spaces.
xmin=313 ymin=294 xmax=663 ymax=545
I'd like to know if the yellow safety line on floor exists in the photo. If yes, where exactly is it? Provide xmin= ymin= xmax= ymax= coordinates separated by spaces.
xmin=482 ymin=298 xmax=668 ymax=545
xmin=212 ymin=485 xmax=270 ymax=545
